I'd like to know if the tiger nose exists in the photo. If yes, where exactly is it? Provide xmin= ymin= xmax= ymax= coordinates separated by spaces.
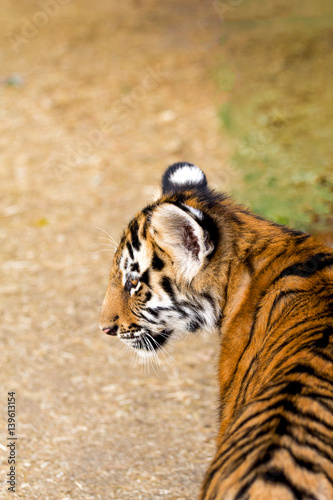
xmin=102 ymin=325 xmax=119 ymax=336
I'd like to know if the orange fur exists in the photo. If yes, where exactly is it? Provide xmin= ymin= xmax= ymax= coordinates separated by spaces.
xmin=99 ymin=166 xmax=333 ymax=499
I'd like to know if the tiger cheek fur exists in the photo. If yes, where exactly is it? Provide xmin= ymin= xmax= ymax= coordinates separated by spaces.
xmin=99 ymin=228 xmax=220 ymax=353
xmin=99 ymin=162 xmax=333 ymax=499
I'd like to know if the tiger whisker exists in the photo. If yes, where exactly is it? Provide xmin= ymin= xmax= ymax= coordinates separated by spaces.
xmin=142 ymin=336 xmax=161 ymax=376
xmin=94 ymin=241 xmax=117 ymax=248
xmin=145 ymin=333 xmax=173 ymax=373
xmin=94 ymin=226 xmax=118 ymax=246
xmin=97 ymin=236 xmax=118 ymax=248
xmin=93 ymin=249 xmax=116 ymax=254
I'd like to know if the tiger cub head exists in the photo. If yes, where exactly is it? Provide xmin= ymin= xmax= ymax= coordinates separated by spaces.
xmin=99 ymin=163 xmax=221 ymax=354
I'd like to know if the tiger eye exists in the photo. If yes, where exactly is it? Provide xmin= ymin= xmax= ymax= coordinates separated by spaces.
xmin=125 ymin=278 xmax=139 ymax=292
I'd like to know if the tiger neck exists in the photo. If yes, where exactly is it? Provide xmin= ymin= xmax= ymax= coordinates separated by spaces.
xmin=213 ymin=206 xmax=314 ymax=438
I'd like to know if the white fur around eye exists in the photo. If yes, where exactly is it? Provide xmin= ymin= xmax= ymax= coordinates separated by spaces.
xmin=130 ymin=278 xmax=140 ymax=295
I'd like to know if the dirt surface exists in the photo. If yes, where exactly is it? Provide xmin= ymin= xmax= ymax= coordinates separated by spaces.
xmin=217 ymin=0 xmax=333 ymax=231
xmin=0 ymin=1 xmax=331 ymax=500
xmin=0 ymin=2 xmax=229 ymax=499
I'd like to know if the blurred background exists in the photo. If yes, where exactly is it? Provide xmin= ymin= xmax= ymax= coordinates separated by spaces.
xmin=0 ymin=1 xmax=332 ymax=499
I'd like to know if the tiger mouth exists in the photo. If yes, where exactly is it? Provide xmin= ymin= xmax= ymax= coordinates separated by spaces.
xmin=119 ymin=330 xmax=172 ymax=351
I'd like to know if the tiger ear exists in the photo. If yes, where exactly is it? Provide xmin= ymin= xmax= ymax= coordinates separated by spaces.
xmin=162 ymin=162 xmax=208 ymax=195
xmin=150 ymin=204 xmax=214 ymax=283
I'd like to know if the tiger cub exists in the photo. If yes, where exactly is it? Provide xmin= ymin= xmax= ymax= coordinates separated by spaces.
xmin=99 ymin=163 xmax=333 ymax=499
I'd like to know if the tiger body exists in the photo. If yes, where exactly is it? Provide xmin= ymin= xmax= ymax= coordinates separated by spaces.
xmin=99 ymin=163 xmax=333 ymax=499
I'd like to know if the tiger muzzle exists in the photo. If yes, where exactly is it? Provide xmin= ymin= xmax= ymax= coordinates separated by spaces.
xmin=101 ymin=325 xmax=119 ymax=336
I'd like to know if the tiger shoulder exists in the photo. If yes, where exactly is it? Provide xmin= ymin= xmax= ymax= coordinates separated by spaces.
xmin=99 ymin=162 xmax=333 ymax=500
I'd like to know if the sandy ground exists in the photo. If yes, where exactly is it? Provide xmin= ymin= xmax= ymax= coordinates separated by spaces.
xmin=0 ymin=1 xmax=331 ymax=500
xmin=0 ymin=2 xmax=231 ymax=499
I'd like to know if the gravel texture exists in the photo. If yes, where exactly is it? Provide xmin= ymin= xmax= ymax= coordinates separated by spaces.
xmin=0 ymin=2 xmax=228 ymax=499
xmin=1 ymin=1 xmax=331 ymax=499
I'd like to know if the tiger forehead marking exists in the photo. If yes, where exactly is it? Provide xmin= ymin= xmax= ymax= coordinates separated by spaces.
xmin=115 ymin=215 xmax=153 ymax=280
xmin=99 ymin=162 xmax=333 ymax=499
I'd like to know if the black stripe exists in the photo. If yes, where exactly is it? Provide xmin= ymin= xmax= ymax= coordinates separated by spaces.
xmin=247 ymin=294 xmax=321 ymax=391
xmin=217 ymin=404 xmax=333 ymax=488
xmin=306 ymin=390 xmax=333 ymax=405
xmin=142 ymin=216 xmax=150 ymax=239
xmin=202 ymin=447 xmax=260 ymax=499
xmin=232 ymin=474 xmax=258 ymax=500
xmin=261 ymin=470 xmax=308 ymax=500
xmin=303 ymin=390 xmax=333 ymax=415
xmin=213 ymin=437 xmax=273 ymax=487
xmin=314 ymin=348 xmax=333 ymax=363
xmin=279 ymin=383 xmax=333 ymax=422
xmin=277 ymin=253 xmax=333 ymax=280
xmin=264 ymin=330 xmax=320 ymax=369
xmin=226 ymin=394 xmax=299 ymax=446
xmin=141 ymin=269 xmax=150 ymax=287
xmin=131 ymin=262 xmax=140 ymax=272
xmin=226 ymin=403 xmax=281 ymax=440
xmin=266 ymin=289 xmax=301 ymax=328
xmin=160 ymin=276 xmax=175 ymax=299
xmin=151 ymin=330 xmax=172 ymax=348
xmin=244 ymin=444 xmax=321 ymax=497
xmin=141 ymin=206 xmax=155 ymax=239
xmin=255 ymin=214 xmax=309 ymax=239
xmin=126 ymin=241 xmax=134 ymax=260
xmin=266 ymin=298 xmax=308 ymax=333
xmin=237 ymin=210 xmax=309 ymax=237
xmin=292 ymin=420 xmax=333 ymax=460
xmin=275 ymin=415 xmax=288 ymax=436
xmin=281 ymin=380 xmax=303 ymax=395
xmin=293 ymin=233 xmax=311 ymax=244
xmin=145 ymin=307 xmax=159 ymax=317
xmin=313 ymin=326 xmax=333 ymax=349
xmin=130 ymin=219 xmax=141 ymax=251
xmin=208 ymin=422 xmax=275 ymax=478
xmin=278 ymin=393 xmax=333 ymax=433
xmin=152 ymin=252 xmax=165 ymax=271
xmin=211 ymin=388 xmax=333 ymax=490
xmin=226 ymin=406 xmax=332 ymax=488
xmin=138 ymin=312 xmax=159 ymax=325
xmin=202 ymin=292 xmax=215 ymax=308
xmin=262 ymin=318 xmax=325 ymax=368
xmin=244 ymin=254 xmax=255 ymax=275
xmin=289 ymin=450 xmax=320 ymax=474
xmin=128 ymin=323 xmax=140 ymax=330
xmin=287 ymin=449 xmax=333 ymax=488
xmin=286 ymin=362 xmax=333 ymax=385
xmin=187 ymin=320 xmax=201 ymax=332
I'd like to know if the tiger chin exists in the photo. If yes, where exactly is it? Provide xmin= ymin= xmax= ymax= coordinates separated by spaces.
xmin=99 ymin=162 xmax=333 ymax=499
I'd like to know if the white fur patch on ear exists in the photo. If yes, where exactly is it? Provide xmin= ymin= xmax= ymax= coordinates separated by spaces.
xmin=169 ymin=165 xmax=205 ymax=186
xmin=150 ymin=204 xmax=213 ymax=282
xmin=162 ymin=162 xmax=208 ymax=195
xmin=182 ymin=204 xmax=203 ymax=220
